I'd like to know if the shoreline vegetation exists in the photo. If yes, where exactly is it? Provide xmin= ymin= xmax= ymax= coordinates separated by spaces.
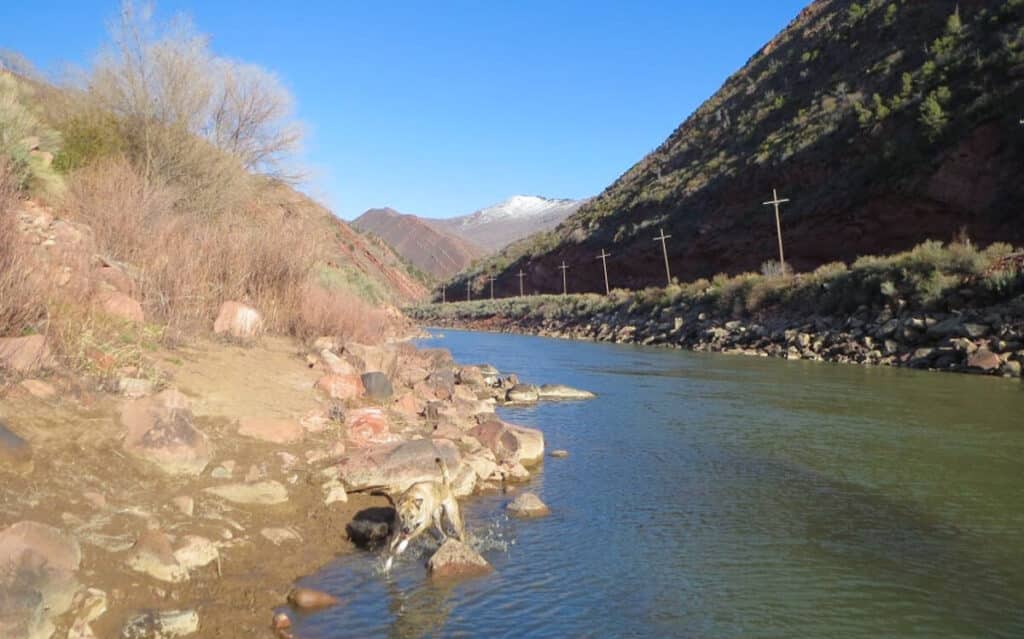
xmin=411 ymin=239 xmax=1024 ymax=379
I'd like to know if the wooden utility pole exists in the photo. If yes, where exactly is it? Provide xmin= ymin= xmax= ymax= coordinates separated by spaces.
xmin=557 ymin=261 xmax=569 ymax=296
xmin=466 ymin=279 xmax=471 ymax=302
xmin=653 ymin=228 xmax=672 ymax=285
xmin=489 ymin=275 xmax=496 ymax=300
xmin=596 ymin=249 xmax=612 ymax=295
xmin=762 ymin=188 xmax=790 ymax=271
xmin=517 ymin=270 xmax=526 ymax=297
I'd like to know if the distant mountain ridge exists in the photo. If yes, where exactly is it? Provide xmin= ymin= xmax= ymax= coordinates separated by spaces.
xmin=352 ymin=195 xmax=586 ymax=281
xmin=351 ymin=207 xmax=484 ymax=280
xmin=429 ymin=195 xmax=586 ymax=252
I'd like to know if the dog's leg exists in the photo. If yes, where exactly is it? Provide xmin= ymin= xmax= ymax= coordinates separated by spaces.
xmin=442 ymin=498 xmax=466 ymax=541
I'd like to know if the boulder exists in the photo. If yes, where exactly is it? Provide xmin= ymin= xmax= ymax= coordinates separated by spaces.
xmin=237 ymin=417 xmax=304 ymax=444
xmin=0 ymin=334 xmax=54 ymax=373
xmin=926 ymin=317 xmax=963 ymax=339
xmin=120 ymin=390 xmax=212 ymax=476
xmin=126 ymin=528 xmax=188 ymax=582
xmin=204 ymin=481 xmax=289 ymax=505
xmin=320 ymin=349 xmax=358 ymax=376
xmin=344 ymin=343 xmax=398 ymax=375
xmin=505 ymin=384 xmax=540 ymax=403
xmin=172 ymin=536 xmax=218 ymax=571
xmin=392 ymin=393 xmax=424 ymax=418
xmin=427 ymin=539 xmax=492 ymax=579
xmin=336 ymin=438 xmax=462 ymax=493
xmin=213 ymin=301 xmax=262 ymax=339
xmin=287 ymin=587 xmax=338 ymax=610
xmin=361 ymin=371 xmax=394 ymax=400
xmin=967 ymin=348 xmax=1002 ymax=372
xmin=537 ymin=384 xmax=596 ymax=400
xmin=120 ymin=609 xmax=199 ymax=639
xmin=315 ymin=374 xmax=365 ymax=401
xmin=0 ymin=521 xmax=81 ymax=639
xmin=99 ymin=291 xmax=144 ymax=323
xmin=344 ymin=408 xmax=400 ymax=448
xmin=455 ymin=366 xmax=486 ymax=387
xmin=506 ymin=492 xmax=550 ymax=518
xmin=0 ymin=421 xmax=32 ymax=470
xmin=426 ymin=368 xmax=457 ymax=400
xmin=470 ymin=420 xmax=544 ymax=466
xmin=962 ymin=323 xmax=991 ymax=339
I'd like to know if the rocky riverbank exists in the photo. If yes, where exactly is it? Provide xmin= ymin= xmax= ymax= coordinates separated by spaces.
xmin=416 ymin=299 xmax=1024 ymax=379
xmin=1 ymin=328 xmax=584 ymax=638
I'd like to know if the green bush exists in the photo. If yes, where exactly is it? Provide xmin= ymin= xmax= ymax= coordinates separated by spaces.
xmin=52 ymin=113 xmax=125 ymax=172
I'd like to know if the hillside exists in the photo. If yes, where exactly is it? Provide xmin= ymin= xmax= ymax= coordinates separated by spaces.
xmin=352 ymin=207 xmax=485 ymax=280
xmin=449 ymin=0 xmax=1024 ymax=298
xmin=430 ymin=195 xmax=586 ymax=252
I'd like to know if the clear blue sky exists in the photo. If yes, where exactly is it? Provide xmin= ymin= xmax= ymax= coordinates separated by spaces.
xmin=1 ymin=1 xmax=806 ymax=219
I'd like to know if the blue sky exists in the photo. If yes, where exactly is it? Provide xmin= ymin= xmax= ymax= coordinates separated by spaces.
xmin=1 ymin=1 xmax=806 ymax=219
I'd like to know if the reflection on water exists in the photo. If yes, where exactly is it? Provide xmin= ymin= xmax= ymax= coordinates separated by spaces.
xmin=293 ymin=330 xmax=1024 ymax=638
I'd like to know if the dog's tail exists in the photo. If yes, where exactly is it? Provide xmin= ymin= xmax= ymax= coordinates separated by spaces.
xmin=435 ymin=457 xmax=451 ymax=487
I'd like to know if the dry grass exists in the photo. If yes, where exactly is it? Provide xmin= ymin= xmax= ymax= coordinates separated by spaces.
xmin=62 ymin=157 xmax=390 ymax=344
xmin=0 ymin=160 xmax=47 ymax=337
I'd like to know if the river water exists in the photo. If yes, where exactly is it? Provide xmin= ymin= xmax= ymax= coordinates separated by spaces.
xmin=294 ymin=329 xmax=1024 ymax=638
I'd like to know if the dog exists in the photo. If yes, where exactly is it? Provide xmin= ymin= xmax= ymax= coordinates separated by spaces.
xmin=383 ymin=457 xmax=466 ymax=572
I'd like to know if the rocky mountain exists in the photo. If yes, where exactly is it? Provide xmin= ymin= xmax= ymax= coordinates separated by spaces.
xmin=430 ymin=195 xmax=586 ymax=252
xmin=352 ymin=207 xmax=485 ymax=280
xmin=450 ymin=0 xmax=1024 ymax=298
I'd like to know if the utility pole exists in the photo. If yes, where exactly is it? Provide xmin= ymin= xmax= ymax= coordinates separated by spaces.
xmin=466 ymin=279 xmax=471 ymax=302
xmin=489 ymin=275 xmax=496 ymax=300
xmin=441 ymin=285 xmax=445 ymax=304
xmin=762 ymin=188 xmax=790 ymax=272
xmin=653 ymin=228 xmax=672 ymax=285
xmin=517 ymin=270 xmax=526 ymax=297
xmin=557 ymin=261 xmax=569 ymax=296
xmin=596 ymin=249 xmax=612 ymax=295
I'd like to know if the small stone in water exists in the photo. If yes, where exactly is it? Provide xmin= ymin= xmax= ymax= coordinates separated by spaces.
xmin=288 ymin=587 xmax=338 ymax=610
xmin=550 ymin=449 xmax=569 ymax=458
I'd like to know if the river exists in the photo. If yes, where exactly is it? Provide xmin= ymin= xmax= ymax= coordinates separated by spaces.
xmin=292 ymin=329 xmax=1024 ymax=638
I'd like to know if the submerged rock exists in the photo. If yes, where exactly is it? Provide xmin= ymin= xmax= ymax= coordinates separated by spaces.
xmin=120 ymin=609 xmax=199 ymax=639
xmin=0 ymin=421 xmax=32 ymax=471
xmin=427 ymin=539 xmax=492 ymax=579
xmin=204 ymin=480 xmax=289 ymax=505
xmin=505 ymin=383 xmax=539 ymax=403
xmin=537 ymin=384 xmax=595 ymax=400
xmin=120 ymin=389 xmax=212 ymax=476
xmin=0 ymin=521 xmax=81 ymax=639
xmin=287 ymin=587 xmax=338 ymax=610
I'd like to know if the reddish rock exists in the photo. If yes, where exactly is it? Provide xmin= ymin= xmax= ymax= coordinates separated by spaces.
xmin=345 ymin=408 xmax=399 ymax=448
xmin=237 ymin=417 xmax=304 ymax=444
xmin=336 ymin=438 xmax=462 ymax=493
xmin=315 ymin=374 xmax=365 ymax=401
xmin=99 ymin=291 xmax=144 ymax=323
xmin=213 ymin=301 xmax=263 ymax=339
xmin=0 ymin=334 xmax=55 ymax=373
xmin=470 ymin=420 xmax=545 ymax=466
xmin=392 ymin=393 xmax=423 ymax=418
xmin=120 ymin=389 xmax=212 ymax=475
xmin=967 ymin=348 xmax=1002 ymax=372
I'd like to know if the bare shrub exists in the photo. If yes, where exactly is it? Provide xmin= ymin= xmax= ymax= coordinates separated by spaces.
xmin=86 ymin=1 xmax=301 ymax=202
xmin=293 ymin=284 xmax=389 ymax=345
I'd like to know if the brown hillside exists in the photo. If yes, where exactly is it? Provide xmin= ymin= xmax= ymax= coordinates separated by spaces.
xmin=352 ymin=207 xmax=485 ymax=280
xmin=451 ymin=0 xmax=1024 ymax=298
